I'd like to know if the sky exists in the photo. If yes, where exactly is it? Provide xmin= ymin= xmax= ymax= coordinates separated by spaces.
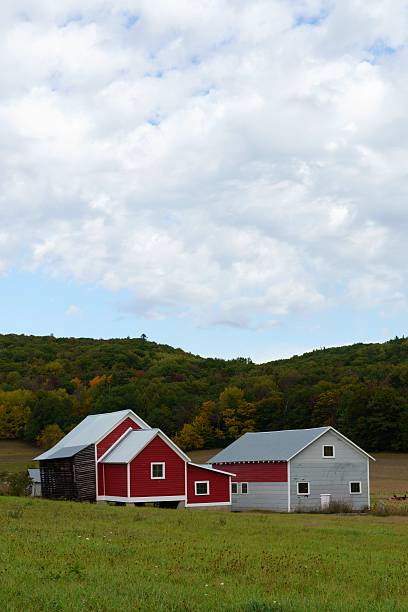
xmin=1 ymin=0 xmax=408 ymax=363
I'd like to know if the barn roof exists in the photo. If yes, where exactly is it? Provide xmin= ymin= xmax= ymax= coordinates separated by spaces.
xmin=209 ymin=426 xmax=375 ymax=463
xmin=209 ymin=427 xmax=331 ymax=463
xmin=100 ymin=429 xmax=159 ymax=463
xmin=34 ymin=409 xmax=149 ymax=461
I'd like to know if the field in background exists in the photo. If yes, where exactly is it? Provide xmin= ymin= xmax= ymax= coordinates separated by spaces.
xmin=1 ymin=496 xmax=408 ymax=611
xmin=0 ymin=439 xmax=38 ymax=473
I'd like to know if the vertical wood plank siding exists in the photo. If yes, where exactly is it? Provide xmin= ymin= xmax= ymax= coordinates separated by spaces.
xmin=130 ymin=436 xmax=185 ymax=497
xmin=40 ymin=459 xmax=76 ymax=499
xmin=213 ymin=462 xmax=287 ymax=482
xmin=74 ymin=445 xmax=96 ymax=501
xmin=40 ymin=445 xmax=96 ymax=501
xmin=96 ymin=417 xmax=142 ymax=459
xmin=103 ymin=464 xmax=128 ymax=497
xmin=186 ymin=464 xmax=230 ymax=504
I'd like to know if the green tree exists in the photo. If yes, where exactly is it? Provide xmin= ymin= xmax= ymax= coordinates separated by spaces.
xmin=219 ymin=386 xmax=256 ymax=441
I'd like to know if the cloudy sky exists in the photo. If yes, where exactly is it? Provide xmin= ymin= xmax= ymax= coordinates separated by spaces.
xmin=1 ymin=0 xmax=408 ymax=362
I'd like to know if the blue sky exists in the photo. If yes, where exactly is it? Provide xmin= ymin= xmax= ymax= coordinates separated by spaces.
xmin=1 ymin=1 xmax=408 ymax=363
xmin=0 ymin=271 xmax=403 ymax=362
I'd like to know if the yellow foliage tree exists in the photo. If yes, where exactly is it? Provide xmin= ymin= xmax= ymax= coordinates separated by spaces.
xmin=0 ymin=390 xmax=33 ymax=438
xmin=37 ymin=423 xmax=65 ymax=450
xmin=219 ymin=386 xmax=256 ymax=440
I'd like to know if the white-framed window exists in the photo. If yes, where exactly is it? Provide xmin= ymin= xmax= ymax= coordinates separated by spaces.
xmin=349 ymin=481 xmax=362 ymax=494
xmin=231 ymin=482 xmax=238 ymax=494
xmin=240 ymin=482 xmax=248 ymax=494
xmin=322 ymin=445 xmax=335 ymax=458
xmin=151 ymin=462 xmax=165 ymax=479
xmin=195 ymin=481 xmax=209 ymax=496
xmin=297 ymin=481 xmax=310 ymax=496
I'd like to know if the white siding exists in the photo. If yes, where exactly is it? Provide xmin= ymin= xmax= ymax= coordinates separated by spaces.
xmin=290 ymin=431 xmax=369 ymax=511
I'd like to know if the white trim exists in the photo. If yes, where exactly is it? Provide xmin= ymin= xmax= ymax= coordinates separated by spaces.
xmin=156 ymin=430 xmax=190 ymax=462
xmin=231 ymin=482 xmax=239 ymax=494
xmin=185 ymin=501 xmax=231 ymax=508
xmin=349 ymin=481 xmax=362 ymax=495
xmin=104 ymin=430 xmax=190 ymax=465
xmin=240 ymin=482 xmax=248 ymax=494
xmin=228 ymin=476 xmax=232 ymax=504
xmin=97 ymin=495 xmax=185 ymax=503
xmin=287 ymin=460 xmax=291 ymax=512
xmin=127 ymin=463 xmax=130 ymax=497
xmin=188 ymin=462 xmax=236 ymax=477
xmin=194 ymin=480 xmax=210 ymax=496
xmin=297 ymin=481 xmax=310 ymax=496
xmin=102 ymin=463 xmax=105 ymax=496
xmin=184 ymin=461 xmax=187 ymax=504
xmin=151 ymin=462 xmax=166 ymax=479
xmin=94 ymin=445 xmax=98 ymax=496
xmin=287 ymin=427 xmax=375 ymax=462
xmin=367 ymin=457 xmax=371 ymax=509
xmin=322 ymin=444 xmax=335 ymax=458
xmin=97 ymin=427 xmax=134 ymax=462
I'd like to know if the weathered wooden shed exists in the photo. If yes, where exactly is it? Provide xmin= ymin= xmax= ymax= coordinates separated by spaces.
xmin=209 ymin=427 xmax=375 ymax=512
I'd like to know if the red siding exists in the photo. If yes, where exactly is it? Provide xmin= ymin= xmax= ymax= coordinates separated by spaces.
xmin=97 ymin=463 xmax=104 ymax=495
xmin=187 ymin=464 xmax=230 ymax=505
xmin=103 ymin=464 xmax=127 ymax=497
xmin=96 ymin=417 xmax=142 ymax=459
xmin=213 ymin=462 xmax=287 ymax=482
xmin=130 ymin=435 xmax=185 ymax=497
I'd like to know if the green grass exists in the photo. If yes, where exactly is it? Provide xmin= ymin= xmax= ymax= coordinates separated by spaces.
xmin=0 ymin=439 xmax=38 ymax=473
xmin=1 ymin=497 xmax=408 ymax=611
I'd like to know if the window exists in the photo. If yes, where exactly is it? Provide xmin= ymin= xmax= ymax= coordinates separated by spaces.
xmin=322 ymin=445 xmax=335 ymax=458
xmin=240 ymin=482 xmax=248 ymax=494
xmin=297 ymin=482 xmax=310 ymax=495
xmin=195 ymin=481 xmax=209 ymax=496
xmin=151 ymin=462 xmax=165 ymax=479
xmin=349 ymin=481 xmax=361 ymax=494
xmin=231 ymin=482 xmax=238 ymax=494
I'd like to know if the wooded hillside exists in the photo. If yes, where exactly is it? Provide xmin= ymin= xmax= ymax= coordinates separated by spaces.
xmin=0 ymin=333 xmax=408 ymax=452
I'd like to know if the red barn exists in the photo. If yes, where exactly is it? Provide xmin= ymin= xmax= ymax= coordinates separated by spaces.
xmin=35 ymin=410 xmax=233 ymax=509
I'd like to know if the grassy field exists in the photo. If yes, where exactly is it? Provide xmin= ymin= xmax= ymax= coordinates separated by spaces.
xmin=0 ymin=439 xmax=38 ymax=473
xmin=1 ymin=496 xmax=408 ymax=612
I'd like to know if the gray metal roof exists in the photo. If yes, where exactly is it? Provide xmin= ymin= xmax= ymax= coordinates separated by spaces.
xmin=28 ymin=468 xmax=41 ymax=482
xmin=209 ymin=427 xmax=330 ymax=463
xmin=100 ymin=429 xmax=159 ymax=463
xmin=34 ymin=410 xmax=149 ymax=461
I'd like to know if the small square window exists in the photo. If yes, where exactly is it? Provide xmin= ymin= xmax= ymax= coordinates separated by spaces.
xmin=241 ymin=483 xmax=248 ymax=494
xmin=350 ymin=481 xmax=361 ymax=494
xmin=323 ymin=445 xmax=335 ymax=458
xmin=297 ymin=482 xmax=310 ymax=495
xmin=195 ymin=481 xmax=209 ymax=495
xmin=231 ymin=482 xmax=238 ymax=494
xmin=151 ymin=463 xmax=165 ymax=479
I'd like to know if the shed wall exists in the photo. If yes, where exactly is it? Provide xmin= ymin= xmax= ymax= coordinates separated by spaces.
xmin=231 ymin=482 xmax=288 ymax=511
xmin=186 ymin=464 xmax=230 ymax=505
xmin=103 ymin=464 xmax=128 ymax=497
xmin=130 ymin=435 xmax=185 ymax=498
xmin=290 ymin=431 xmax=369 ymax=511
xmin=213 ymin=462 xmax=287 ymax=482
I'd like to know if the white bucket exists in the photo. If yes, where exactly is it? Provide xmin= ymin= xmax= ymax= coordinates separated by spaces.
xmin=320 ymin=494 xmax=331 ymax=510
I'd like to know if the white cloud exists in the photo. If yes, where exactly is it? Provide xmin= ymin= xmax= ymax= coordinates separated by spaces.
xmin=65 ymin=304 xmax=81 ymax=316
xmin=1 ymin=0 xmax=408 ymax=326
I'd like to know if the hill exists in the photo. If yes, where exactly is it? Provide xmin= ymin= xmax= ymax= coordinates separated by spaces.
xmin=0 ymin=333 xmax=408 ymax=452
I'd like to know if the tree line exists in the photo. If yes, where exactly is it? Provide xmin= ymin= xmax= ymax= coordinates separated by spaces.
xmin=0 ymin=334 xmax=408 ymax=452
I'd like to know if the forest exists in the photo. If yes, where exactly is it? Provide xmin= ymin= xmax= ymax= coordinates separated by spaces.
xmin=0 ymin=333 xmax=408 ymax=452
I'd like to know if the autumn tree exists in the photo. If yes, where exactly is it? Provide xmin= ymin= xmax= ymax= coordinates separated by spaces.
xmin=0 ymin=390 xmax=33 ymax=438
xmin=219 ymin=386 xmax=256 ymax=441
xmin=37 ymin=423 xmax=65 ymax=449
